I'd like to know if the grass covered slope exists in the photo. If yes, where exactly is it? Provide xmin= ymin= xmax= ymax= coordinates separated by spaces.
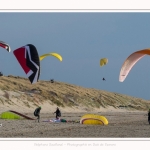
xmin=0 ymin=75 xmax=150 ymax=113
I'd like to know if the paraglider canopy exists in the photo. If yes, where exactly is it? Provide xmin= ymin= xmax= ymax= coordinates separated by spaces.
xmin=0 ymin=111 xmax=21 ymax=119
xmin=39 ymin=52 xmax=62 ymax=61
xmin=80 ymin=114 xmax=108 ymax=125
xmin=100 ymin=58 xmax=108 ymax=67
xmin=119 ymin=48 xmax=150 ymax=82
xmin=0 ymin=41 xmax=11 ymax=52
xmin=13 ymin=44 xmax=40 ymax=84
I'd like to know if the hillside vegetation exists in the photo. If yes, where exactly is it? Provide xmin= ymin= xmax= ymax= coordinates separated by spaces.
xmin=0 ymin=75 xmax=150 ymax=112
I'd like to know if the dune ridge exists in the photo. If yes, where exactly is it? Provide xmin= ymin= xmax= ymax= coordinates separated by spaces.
xmin=0 ymin=75 xmax=150 ymax=113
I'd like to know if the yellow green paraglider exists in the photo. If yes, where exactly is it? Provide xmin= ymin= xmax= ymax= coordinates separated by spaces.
xmin=39 ymin=52 xmax=62 ymax=61
xmin=80 ymin=114 xmax=108 ymax=125
xmin=100 ymin=58 xmax=108 ymax=67
xmin=0 ymin=111 xmax=21 ymax=119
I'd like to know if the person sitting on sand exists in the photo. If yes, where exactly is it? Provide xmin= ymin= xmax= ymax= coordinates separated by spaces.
xmin=148 ymin=109 xmax=150 ymax=125
xmin=54 ymin=107 xmax=61 ymax=119
xmin=34 ymin=106 xmax=41 ymax=122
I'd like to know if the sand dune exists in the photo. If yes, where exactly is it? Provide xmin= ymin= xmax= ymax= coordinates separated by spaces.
xmin=0 ymin=75 xmax=150 ymax=138
xmin=0 ymin=75 xmax=150 ymax=114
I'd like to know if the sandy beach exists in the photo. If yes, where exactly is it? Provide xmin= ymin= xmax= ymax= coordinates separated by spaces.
xmin=0 ymin=110 xmax=150 ymax=138
xmin=0 ymin=76 xmax=150 ymax=138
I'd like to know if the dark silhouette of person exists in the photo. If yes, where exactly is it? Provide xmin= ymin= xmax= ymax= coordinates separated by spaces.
xmin=54 ymin=107 xmax=61 ymax=119
xmin=102 ymin=78 xmax=106 ymax=81
xmin=148 ymin=109 xmax=150 ymax=125
xmin=0 ymin=72 xmax=3 ymax=76
xmin=50 ymin=79 xmax=54 ymax=83
xmin=34 ymin=106 xmax=41 ymax=122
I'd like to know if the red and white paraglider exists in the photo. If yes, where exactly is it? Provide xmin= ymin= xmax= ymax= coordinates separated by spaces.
xmin=0 ymin=41 xmax=11 ymax=52
xmin=13 ymin=44 xmax=40 ymax=84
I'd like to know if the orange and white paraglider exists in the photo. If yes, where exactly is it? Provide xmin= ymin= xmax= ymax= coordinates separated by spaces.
xmin=119 ymin=48 xmax=150 ymax=82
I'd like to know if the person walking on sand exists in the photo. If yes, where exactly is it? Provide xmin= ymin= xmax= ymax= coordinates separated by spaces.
xmin=54 ymin=107 xmax=61 ymax=119
xmin=148 ymin=109 xmax=150 ymax=125
xmin=34 ymin=106 xmax=41 ymax=122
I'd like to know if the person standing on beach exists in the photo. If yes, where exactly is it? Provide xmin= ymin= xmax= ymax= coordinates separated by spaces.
xmin=34 ymin=106 xmax=41 ymax=122
xmin=148 ymin=109 xmax=150 ymax=125
xmin=54 ymin=107 xmax=61 ymax=119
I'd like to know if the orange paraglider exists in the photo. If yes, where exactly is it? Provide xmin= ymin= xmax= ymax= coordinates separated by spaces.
xmin=119 ymin=48 xmax=150 ymax=82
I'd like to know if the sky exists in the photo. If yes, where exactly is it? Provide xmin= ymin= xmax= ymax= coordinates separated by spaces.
xmin=0 ymin=12 xmax=150 ymax=100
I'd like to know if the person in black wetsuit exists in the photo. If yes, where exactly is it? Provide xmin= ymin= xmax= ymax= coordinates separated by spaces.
xmin=54 ymin=107 xmax=61 ymax=119
xmin=34 ymin=106 xmax=41 ymax=122
xmin=148 ymin=109 xmax=150 ymax=125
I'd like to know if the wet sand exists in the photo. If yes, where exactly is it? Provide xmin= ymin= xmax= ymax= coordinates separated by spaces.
xmin=0 ymin=111 xmax=150 ymax=138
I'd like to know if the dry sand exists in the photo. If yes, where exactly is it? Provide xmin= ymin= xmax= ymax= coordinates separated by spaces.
xmin=0 ymin=110 xmax=150 ymax=138
xmin=0 ymin=76 xmax=150 ymax=138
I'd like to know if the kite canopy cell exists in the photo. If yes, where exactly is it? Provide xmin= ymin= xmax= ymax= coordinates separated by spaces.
xmin=100 ymin=58 xmax=108 ymax=67
xmin=0 ymin=41 xmax=11 ymax=52
xmin=39 ymin=52 xmax=62 ymax=61
xmin=119 ymin=49 xmax=150 ymax=82
xmin=13 ymin=44 xmax=40 ymax=84
xmin=80 ymin=114 xmax=108 ymax=125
